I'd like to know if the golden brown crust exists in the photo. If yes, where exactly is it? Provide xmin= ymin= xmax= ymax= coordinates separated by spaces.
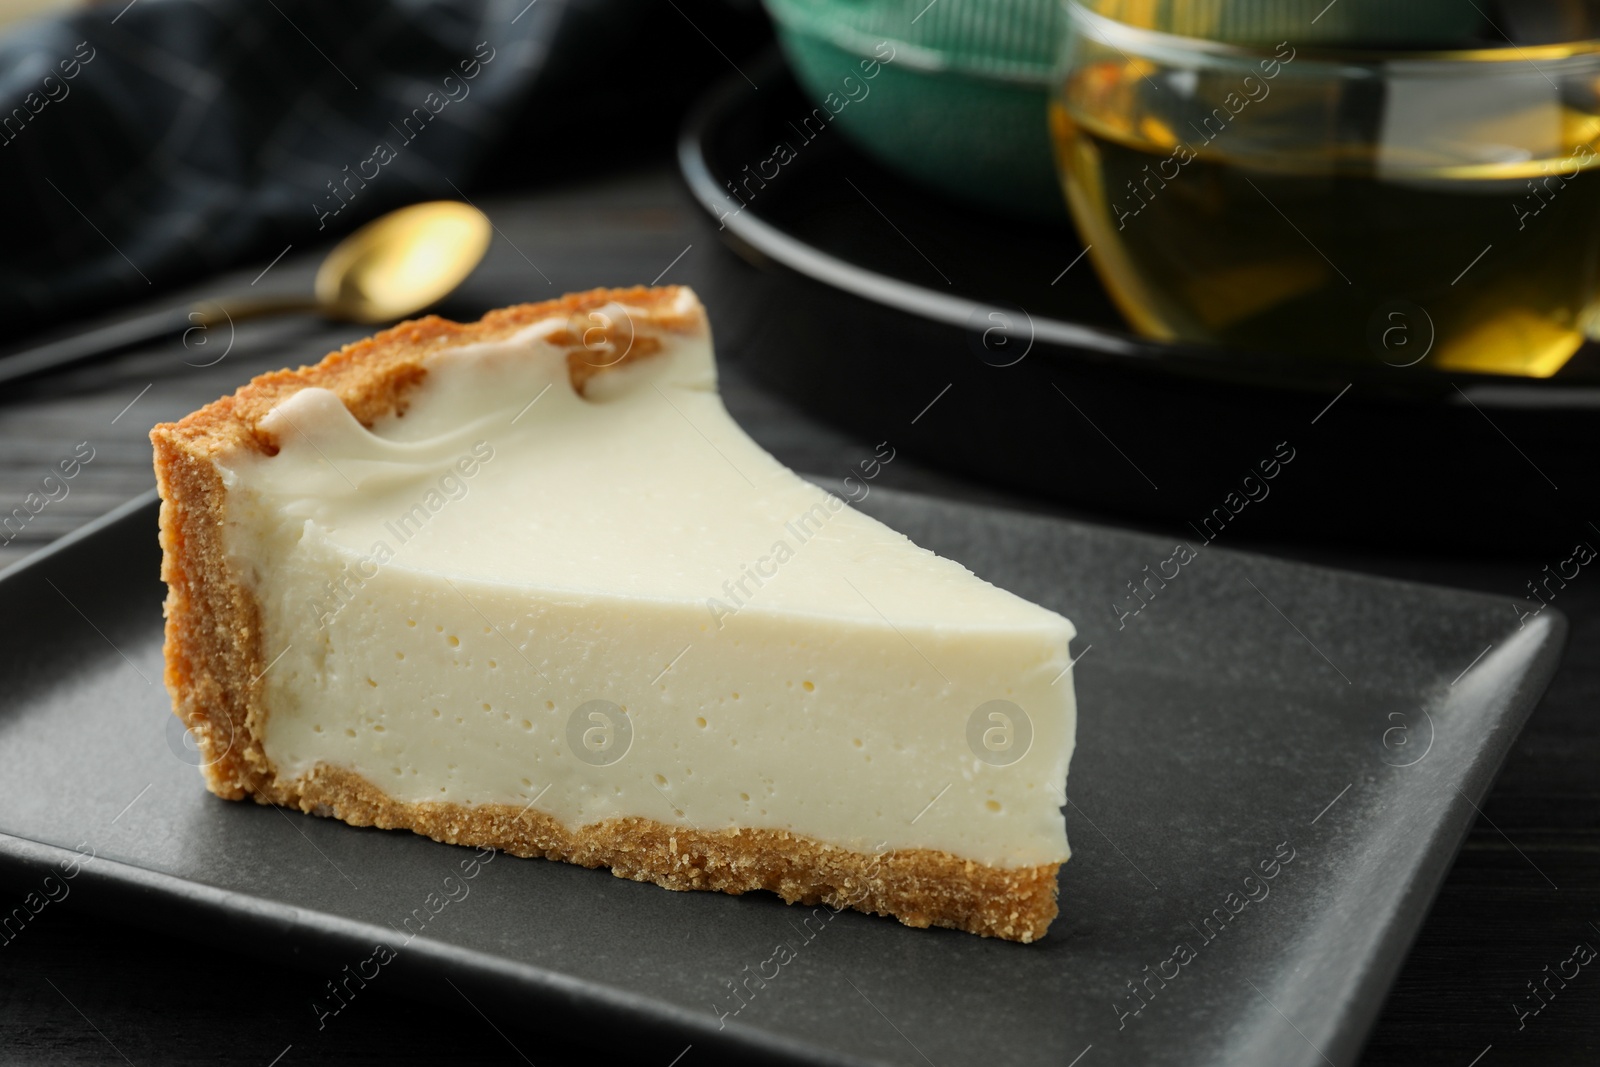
xmin=150 ymin=286 xmax=1060 ymax=942
xmin=152 ymin=445 xmax=266 ymax=800
xmin=276 ymin=764 xmax=1059 ymax=942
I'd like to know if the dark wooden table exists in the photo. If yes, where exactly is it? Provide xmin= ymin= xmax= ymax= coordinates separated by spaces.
xmin=0 ymin=164 xmax=1595 ymax=1066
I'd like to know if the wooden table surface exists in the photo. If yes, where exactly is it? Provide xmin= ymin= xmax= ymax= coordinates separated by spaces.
xmin=0 ymin=164 xmax=1595 ymax=1066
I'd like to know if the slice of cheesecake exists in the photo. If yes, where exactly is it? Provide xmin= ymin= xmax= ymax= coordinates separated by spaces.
xmin=151 ymin=286 xmax=1078 ymax=941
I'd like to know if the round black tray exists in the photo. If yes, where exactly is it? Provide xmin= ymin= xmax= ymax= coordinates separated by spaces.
xmin=678 ymin=52 xmax=1600 ymax=553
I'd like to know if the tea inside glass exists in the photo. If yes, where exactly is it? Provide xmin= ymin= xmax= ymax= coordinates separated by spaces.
xmin=1052 ymin=4 xmax=1600 ymax=377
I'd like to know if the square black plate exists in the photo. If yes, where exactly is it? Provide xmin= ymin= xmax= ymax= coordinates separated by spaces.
xmin=0 ymin=487 xmax=1564 ymax=1066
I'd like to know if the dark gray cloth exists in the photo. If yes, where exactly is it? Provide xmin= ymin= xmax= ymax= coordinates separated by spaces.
xmin=0 ymin=0 xmax=766 ymax=335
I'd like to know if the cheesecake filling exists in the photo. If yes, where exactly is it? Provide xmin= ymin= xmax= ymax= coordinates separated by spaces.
xmin=218 ymin=297 xmax=1077 ymax=869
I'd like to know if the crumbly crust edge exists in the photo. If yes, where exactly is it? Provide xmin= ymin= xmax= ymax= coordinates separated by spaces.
xmin=297 ymin=764 xmax=1059 ymax=942
xmin=148 ymin=285 xmax=1061 ymax=943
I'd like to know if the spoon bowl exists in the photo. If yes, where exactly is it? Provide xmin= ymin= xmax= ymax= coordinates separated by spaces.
xmin=315 ymin=201 xmax=493 ymax=324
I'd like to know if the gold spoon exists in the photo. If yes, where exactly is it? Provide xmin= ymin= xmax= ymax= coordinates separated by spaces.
xmin=1 ymin=200 xmax=494 ymax=385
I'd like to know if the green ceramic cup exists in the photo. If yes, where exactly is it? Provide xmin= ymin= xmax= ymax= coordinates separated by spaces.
xmin=764 ymin=0 xmax=1067 ymax=219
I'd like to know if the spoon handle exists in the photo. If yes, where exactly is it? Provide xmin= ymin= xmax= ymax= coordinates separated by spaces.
xmin=0 ymin=292 xmax=328 ymax=389
xmin=0 ymin=306 xmax=197 ymax=388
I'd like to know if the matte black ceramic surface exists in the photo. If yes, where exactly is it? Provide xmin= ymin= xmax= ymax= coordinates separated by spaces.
xmin=0 ymin=487 xmax=1564 ymax=1065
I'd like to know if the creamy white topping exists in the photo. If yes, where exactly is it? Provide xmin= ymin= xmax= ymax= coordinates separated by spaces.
xmin=220 ymin=292 xmax=1077 ymax=868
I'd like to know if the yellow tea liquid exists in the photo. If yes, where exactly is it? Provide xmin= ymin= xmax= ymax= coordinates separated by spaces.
xmin=1054 ymin=60 xmax=1600 ymax=376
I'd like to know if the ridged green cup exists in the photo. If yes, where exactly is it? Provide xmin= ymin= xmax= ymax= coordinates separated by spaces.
xmin=764 ymin=0 xmax=1067 ymax=219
